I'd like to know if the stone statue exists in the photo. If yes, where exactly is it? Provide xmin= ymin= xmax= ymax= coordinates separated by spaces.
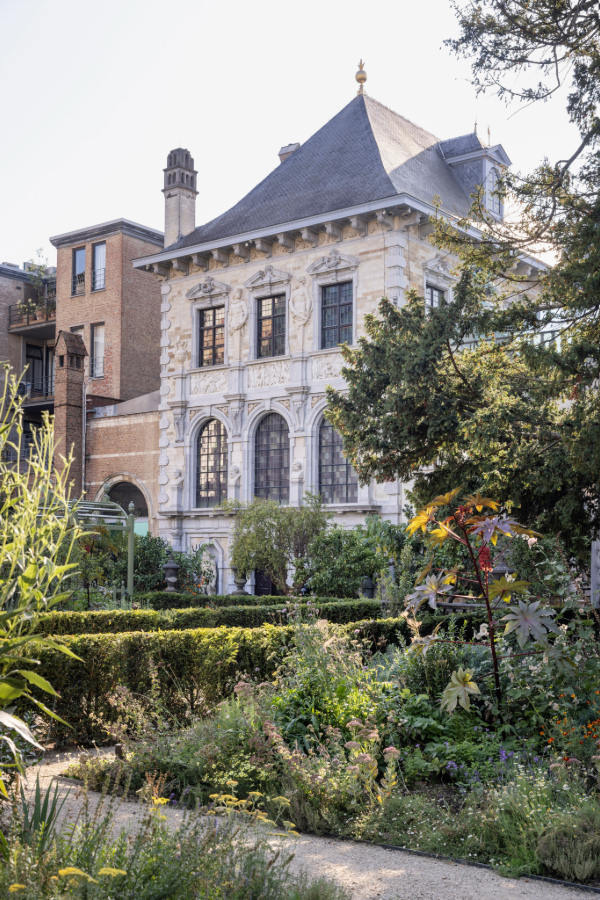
xmin=289 ymin=276 xmax=312 ymax=351
xmin=228 ymin=288 xmax=248 ymax=334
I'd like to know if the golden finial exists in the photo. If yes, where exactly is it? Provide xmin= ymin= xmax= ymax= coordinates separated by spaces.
xmin=356 ymin=59 xmax=367 ymax=95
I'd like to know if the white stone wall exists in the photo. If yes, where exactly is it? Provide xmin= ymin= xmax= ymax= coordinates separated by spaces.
xmin=155 ymin=219 xmax=453 ymax=592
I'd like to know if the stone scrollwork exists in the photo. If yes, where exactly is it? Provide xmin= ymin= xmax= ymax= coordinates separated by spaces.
xmin=312 ymin=354 xmax=344 ymax=381
xmin=247 ymin=359 xmax=290 ymax=389
xmin=244 ymin=264 xmax=291 ymax=293
xmin=190 ymin=368 xmax=228 ymax=395
xmin=307 ymin=247 xmax=359 ymax=278
xmin=186 ymin=276 xmax=230 ymax=301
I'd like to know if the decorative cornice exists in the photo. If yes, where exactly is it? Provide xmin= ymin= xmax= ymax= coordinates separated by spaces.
xmin=186 ymin=276 xmax=230 ymax=301
xmin=50 ymin=218 xmax=163 ymax=249
xmin=306 ymin=248 xmax=359 ymax=276
xmin=244 ymin=264 xmax=291 ymax=292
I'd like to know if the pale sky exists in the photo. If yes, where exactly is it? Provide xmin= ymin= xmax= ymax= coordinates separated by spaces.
xmin=0 ymin=0 xmax=579 ymax=269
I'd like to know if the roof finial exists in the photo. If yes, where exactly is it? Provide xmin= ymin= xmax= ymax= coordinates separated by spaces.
xmin=487 ymin=125 xmax=491 ymax=146
xmin=356 ymin=59 xmax=367 ymax=95
xmin=474 ymin=117 xmax=478 ymax=135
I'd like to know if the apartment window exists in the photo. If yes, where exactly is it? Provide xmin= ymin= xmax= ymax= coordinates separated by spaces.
xmin=425 ymin=285 xmax=445 ymax=308
xmin=196 ymin=419 xmax=228 ymax=508
xmin=198 ymin=307 xmax=225 ymax=367
xmin=91 ymin=323 xmax=105 ymax=378
xmin=72 ymin=247 xmax=85 ymax=295
xmin=319 ymin=420 xmax=358 ymax=504
xmin=257 ymin=296 xmax=285 ymax=358
xmin=254 ymin=413 xmax=289 ymax=503
xmin=92 ymin=243 xmax=106 ymax=291
xmin=321 ymin=282 xmax=352 ymax=349
xmin=25 ymin=344 xmax=44 ymax=393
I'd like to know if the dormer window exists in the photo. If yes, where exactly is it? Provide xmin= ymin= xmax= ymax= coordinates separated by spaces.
xmin=487 ymin=167 xmax=502 ymax=216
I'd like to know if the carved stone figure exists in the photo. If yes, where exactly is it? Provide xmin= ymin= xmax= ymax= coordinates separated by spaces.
xmin=292 ymin=459 xmax=303 ymax=477
xmin=175 ymin=338 xmax=187 ymax=365
xmin=292 ymin=398 xmax=305 ymax=430
xmin=228 ymin=288 xmax=249 ymax=334
xmin=172 ymin=468 xmax=185 ymax=488
xmin=312 ymin=354 xmax=344 ymax=381
xmin=174 ymin=411 xmax=186 ymax=442
xmin=289 ymin=276 xmax=312 ymax=326
xmin=190 ymin=369 xmax=228 ymax=394
xmin=230 ymin=407 xmax=241 ymax=434
xmin=247 ymin=360 xmax=290 ymax=389
xmin=229 ymin=464 xmax=241 ymax=483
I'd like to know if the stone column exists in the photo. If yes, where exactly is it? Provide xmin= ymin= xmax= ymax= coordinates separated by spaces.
xmin=53 ymin=330 xmax=87 ymax=499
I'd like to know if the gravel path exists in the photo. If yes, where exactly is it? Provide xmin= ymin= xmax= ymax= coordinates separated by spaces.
xmin=22 ymin=749 xmax=587 ymax=900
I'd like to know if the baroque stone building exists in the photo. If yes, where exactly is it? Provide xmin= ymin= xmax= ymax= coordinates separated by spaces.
xmin=134 ymin=90 xmax=513 ymax=593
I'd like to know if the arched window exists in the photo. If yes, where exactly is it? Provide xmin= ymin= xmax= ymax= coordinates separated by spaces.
xmin=254 ymin=413 xmax=289 ymax=503
xmin=319 ymin=420 xmax=358 ymax=504
xmin=196 ymin=419 xmax=228 ymax=508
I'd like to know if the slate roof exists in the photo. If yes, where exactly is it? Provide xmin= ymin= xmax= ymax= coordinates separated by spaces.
xmin=56 ymin=330 xmax=88 ymax=356
xmin=167 ymin=94 xmax=474 ymax=252
xmin=438 ymin=133 xmax=487 ymax=158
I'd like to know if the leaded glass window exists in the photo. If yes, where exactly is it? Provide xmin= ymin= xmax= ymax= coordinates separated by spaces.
xmin=254 ymin=413 xmax=289 ymax=503
xmin=198 ymin=307 xmax=225 ymax=367
xmin=319 ymin=420 xmax=358 ymax=504
xmin=321 ymin=282 xmax=352 ymax=348
xmin=257 ymin=296 xmax=286 ymax=358
xmin=196 ymin=419 xmax=228 ymax=508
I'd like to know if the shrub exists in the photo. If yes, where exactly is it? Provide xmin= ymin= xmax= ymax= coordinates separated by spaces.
xmin=141 ymin=591 xmax=352 ymax=610
xmin=38 ymin=600 xmax=383 ymax=635
xmin=537 ymin=808 xmax=600 ymax=882
xmin=298 ymin=527 xmax=387 ymax=598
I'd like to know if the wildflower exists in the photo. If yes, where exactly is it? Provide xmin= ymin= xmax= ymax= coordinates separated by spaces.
xmin=383 ymin=746 xmax=400 ymax=759
xmin=346 ymin=719 xmax=362 ymax=728
xmin=345 ymin=741 xmax=361 ymax=750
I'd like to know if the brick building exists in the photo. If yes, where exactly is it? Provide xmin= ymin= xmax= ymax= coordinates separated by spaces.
xmin=48 ymin=219 xmax=163 ymax=531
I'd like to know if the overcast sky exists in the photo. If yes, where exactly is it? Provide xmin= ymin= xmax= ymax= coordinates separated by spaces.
xmin=0 ymin=0 xmax=578 ymax=269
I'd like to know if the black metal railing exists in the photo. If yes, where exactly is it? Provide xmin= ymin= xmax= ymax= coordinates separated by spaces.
xmin=92 ymin=268 xmax=105 ymax=291
xmin=72 ymin=272 xmax=85 ymax=295
xmin=90 ymin=357 xmax=104 ymax=378
xmin=17 ymin=378 xmax=55 ymax=401
xmin=8 ymin=303 xmax=56 ymax=329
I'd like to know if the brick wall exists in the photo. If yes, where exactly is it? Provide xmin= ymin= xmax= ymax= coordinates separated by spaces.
xmin=84 ymin=410 xmax=160 ymax=534
xmin=55 ymin=232 xmax=161 ymax=404
xmin=0 ymin=273 xmax=25 ymax=379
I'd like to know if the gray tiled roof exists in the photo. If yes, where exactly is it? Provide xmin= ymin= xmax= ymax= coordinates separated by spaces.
xmin=168 ymin=94 xmax=473 ymax=252
xmin=438 ymin=133 xmax=486 ymax=158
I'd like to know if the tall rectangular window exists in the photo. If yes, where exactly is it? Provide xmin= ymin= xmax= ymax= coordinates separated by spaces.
xmin=72 ymin=247 xmax=85 ymax=295
xmin=92 ymin=243 xmax=106 ymax=291
xmin=91 ymin=323 xmax=105 ymax=378
xmin=198 ymin=307 xmax=225 ymax=367
xmin=321 ymin=282 xmax=352 ymax=349
xmin=425 ymin=285 xmax=445 ymax=308
xmin=257 ymin=295 xmax=285 ymax=358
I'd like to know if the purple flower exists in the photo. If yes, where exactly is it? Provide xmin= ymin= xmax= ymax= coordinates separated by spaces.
xmin=499 ymin=748 xmax=507 ymax=762
xmin=534 ymin=756 xmax=540 ymax=763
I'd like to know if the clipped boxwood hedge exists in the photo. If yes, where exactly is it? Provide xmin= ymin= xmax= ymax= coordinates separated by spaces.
xmin=139 ymin=591 xmax=349 ymax=610
xmin=26 ymin=611 xmax=488 ymax=745
xmin=39 ymin=599 xmax=383 ymax=636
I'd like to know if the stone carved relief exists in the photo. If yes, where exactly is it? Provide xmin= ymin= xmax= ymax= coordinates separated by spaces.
xmin=311 ymin=395 xmax=323 ymax=407
xmin=291 ymin=460 xmax=303 ymax=477
xmin=289 ymin=276 xmax=312 ymax=327
xmin=247 ymin=402 xmax=261 ymax=413
xmin=216 ymin=405 xmax=229 ymax=415
xmin=174 ymin=411 xmax=186 ymax=443
xmin=312 ymin=354 xmax=344 ymax=381
xmin=244 ymin=264 xmax=291 ymax=292
xmin=230 ymin=407 xmax=242 ymax=434
xmin=228 ymin=288 xmax=249 ymax=334
xmin=172 ymin=468 xmax=185 ymax=488
xmin=423 ymin=254 xmax=453 ymax=287
xmin=186 ymin=276 xmax=230 ymax=301
xmin=292 ymin=398 xmax=306 ymax=430
xmin=247 ymin=359 xmax=290 ymax=389
xmin=190 ymin=369 xmax=228 ymax=395
xmin=307 ymin=248 xmax=359 ymax=277
xmin=278 ymin=399 xmax=290 ymax=410
xmin=175 ymin=338 xmax=187 ymax=366
xmin=230 ymin=464 xmax=241 ymax=484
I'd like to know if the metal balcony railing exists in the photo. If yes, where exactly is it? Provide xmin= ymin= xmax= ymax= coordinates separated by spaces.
xmin=90 ymin=357 xmax=104 ymax=378
xmin=17 ymin=378 xmax=55 ymax=401
xmin=72 ymin=272 xmax=85 ymax=295
xmin=92 ymin=268 xmax=105 ymax=291
xmin=8 ymin=303 xmax=56 ymax=329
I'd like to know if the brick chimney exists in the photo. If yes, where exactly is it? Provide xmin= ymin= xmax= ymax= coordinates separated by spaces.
xmin=54 ymin=330 xmax=87 ymax=498
xmin=163 ymin=148 xmax=198 ymax=248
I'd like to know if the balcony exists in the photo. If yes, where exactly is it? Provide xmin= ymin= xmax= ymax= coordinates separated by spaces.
xmin=92 ymin=268 xmax=105 ymax=291
xmin=8 ymin=303 xmax=56 ymax=340
xmin=17 ymin=378 xmax=54 ymax=407
xmin=72 ymin=272 xmax=85 ymax=295
xmin=90 ymin=357 xmax=104 ymax=378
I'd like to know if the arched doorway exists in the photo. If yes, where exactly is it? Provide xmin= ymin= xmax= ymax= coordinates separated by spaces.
xmin=108 ymin=482 xmax=149 ymax=535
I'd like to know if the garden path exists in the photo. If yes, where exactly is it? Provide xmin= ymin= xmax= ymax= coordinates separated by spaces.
xmin=24 ymin=750 xmax=587 ymax=900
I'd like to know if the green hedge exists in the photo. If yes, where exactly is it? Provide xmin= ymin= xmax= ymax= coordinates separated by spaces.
xmin=28 ymin=611 xmax=488 ymax=744
xmin=139 ymin=591 xmax=349 ymax=610
xmin=39 ymin=600 xmax=382 ymax=636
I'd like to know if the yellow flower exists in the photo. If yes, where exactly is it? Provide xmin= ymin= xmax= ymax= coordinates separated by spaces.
xmin=98 ymin=867 xmax=127 ymax=877
xmin=151 ymin=797 xmax=169 ymax=806
xmin=58 ymin=867 xmax=98 ymax=883
xmin=8 ymin=886 xmax=26 ymax=893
